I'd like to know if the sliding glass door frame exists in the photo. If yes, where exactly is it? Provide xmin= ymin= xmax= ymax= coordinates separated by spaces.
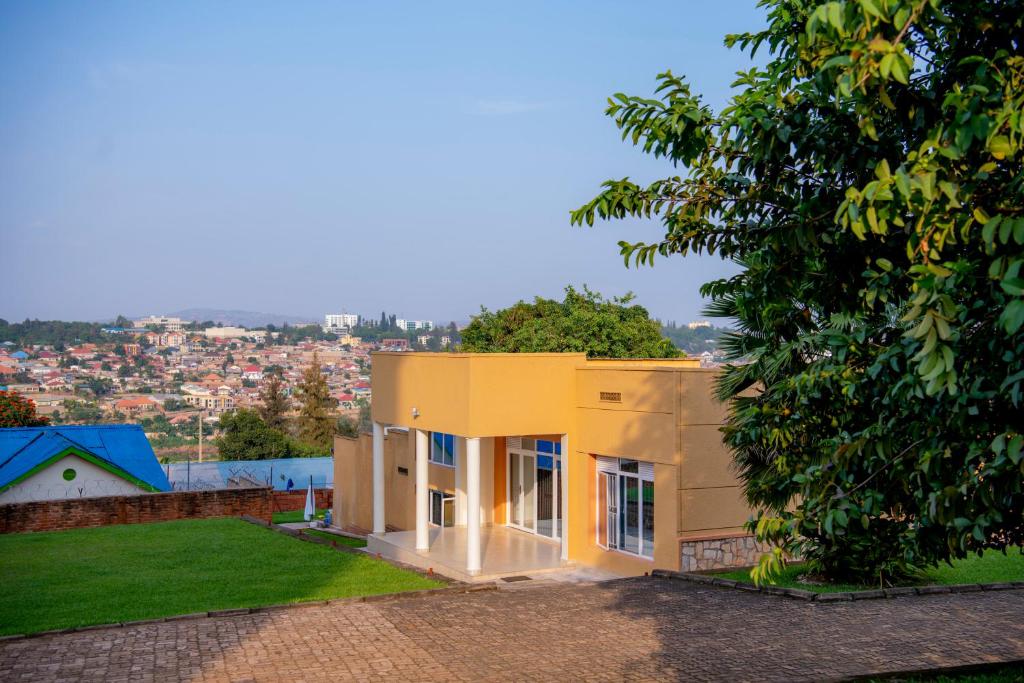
xmin=506 ymin=443 xmax=561 ymax=541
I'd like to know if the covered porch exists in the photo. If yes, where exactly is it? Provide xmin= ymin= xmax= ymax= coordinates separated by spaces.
xmin=367 ymin=525 xmax=568 ymax=583
xmin=369 ymin=423 xmax=571 ymax=580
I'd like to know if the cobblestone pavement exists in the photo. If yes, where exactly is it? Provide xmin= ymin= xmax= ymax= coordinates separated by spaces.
xmin=2 ymin=578 xmax=1022 ymax=682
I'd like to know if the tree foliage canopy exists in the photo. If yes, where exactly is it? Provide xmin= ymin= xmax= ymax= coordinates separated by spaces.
xmin=460 ymin=285 xmax=680 ymax=359
xmin=214 ymin=409 xmax=319 ymax=461
xmin=294 ymin=353 xmax=337 ymax=451
xmin=0 ymin=391 xmax=49 ymax=428
xmin=257 ymin=371 xmax=290 ymax=432
xmin=573 ymin=0 xmax=1023 ymax=582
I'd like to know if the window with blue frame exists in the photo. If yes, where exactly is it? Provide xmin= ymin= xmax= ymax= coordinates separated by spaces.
xmin=430 ymin=432 xmax=456 ymax=467
xmin=534 ymin=439 xmax=561 ymax=455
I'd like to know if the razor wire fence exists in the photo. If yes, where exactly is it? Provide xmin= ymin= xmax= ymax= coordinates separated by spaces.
xmin=165 ymin=456 xmax=333 ymax=492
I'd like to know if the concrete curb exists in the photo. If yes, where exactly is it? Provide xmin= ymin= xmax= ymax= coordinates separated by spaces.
xmin=650 ymin=569 xmax=1024 ymax=602
xmin=0 ymin=583 xmax=499 ymax=642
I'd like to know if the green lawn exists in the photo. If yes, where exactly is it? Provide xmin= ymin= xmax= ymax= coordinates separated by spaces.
xmin=302 ymin=529 xmax=367 ymax=548
xmin=272 ymin=509 xmax=325 ymax=524
xmin=717 ymin=550 xmax=1024 ymax=592
xmin=0 ymin=518 xmax=440 ymax=636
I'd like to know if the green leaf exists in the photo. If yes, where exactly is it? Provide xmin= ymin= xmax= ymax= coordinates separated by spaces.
xmin=1008 ymin=435 xmax=1023 ymax=465
xmin=1002 ymin=300 xmax=1024 ymax=334
xmin=890 ymin=55 xmax=909 ymax=84
xmin=989 ymin=135 xmax=1012 ymax=160
xmin=983 ymin=216 xmax=1001 ymax=246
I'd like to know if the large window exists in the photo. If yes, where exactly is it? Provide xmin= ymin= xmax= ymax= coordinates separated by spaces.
xmin=597 ymin=458 xmax=654 ymax=559
xmin=430 ymin=432 xmax=456 ymax=467
xmin=429 ymin=489 xmax=454 ymax=526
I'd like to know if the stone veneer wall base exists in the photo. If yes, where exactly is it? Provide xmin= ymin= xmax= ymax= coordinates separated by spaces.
xmin=680 ymin=535 xmax=768 ymax=572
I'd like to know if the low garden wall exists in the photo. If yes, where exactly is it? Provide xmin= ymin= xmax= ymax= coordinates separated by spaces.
xmin=272 ymin=488 xmax=332 ymax=513
xmin=0 ymin=487 xmax=273 ymax=534
xmin=680 ymin=533 xmax=768 ymax=572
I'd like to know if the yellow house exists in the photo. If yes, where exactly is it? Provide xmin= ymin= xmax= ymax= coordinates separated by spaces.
xmin=333 ymin=352 xmax=761 ymax=582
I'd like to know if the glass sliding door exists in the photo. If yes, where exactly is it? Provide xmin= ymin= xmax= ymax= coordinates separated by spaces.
xmin=508 ymin=451 xmax=536 ymax=533
xmin=522 ymin=454 xmax=535 ymax=530
xmin=507 ymin=444 xmax=561 ymax=539
xmin=596 ymin=458 xmax=654 ymax=559
xmin=642 ymin=480 xmax=654 ymax=555
xmin=510 ymin=453 xmax=522 ymax=527
xmin=619 ymin=475 xmax=640 ymax=555
xmin=599 ymin=471 xmax=619 ymax=549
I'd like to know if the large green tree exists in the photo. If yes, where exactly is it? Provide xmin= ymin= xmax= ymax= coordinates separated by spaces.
xmin=257 ymin=370 xmax=290 ymax=432
xmin=460 ymin=285 xmax=680 ymax=358
xmin=294 ymin=352 xmax=337 ymax=451
xmin=573 ymin=0 xmax=1023 ymax=583
xmin=214 ymin=409 xmax=318 ymax=460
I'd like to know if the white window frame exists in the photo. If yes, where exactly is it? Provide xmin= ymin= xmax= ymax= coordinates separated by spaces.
xmin=429 ymin=488 xmax=455 ymax=526
xmin=505 ymin=438 xmax=561 ymax=540
xmin=595 ymin=457 xmax=655 ymax=560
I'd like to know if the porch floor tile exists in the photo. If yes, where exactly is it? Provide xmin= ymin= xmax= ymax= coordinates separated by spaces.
xmin=367 ymin=525 xmax=568 ymax=582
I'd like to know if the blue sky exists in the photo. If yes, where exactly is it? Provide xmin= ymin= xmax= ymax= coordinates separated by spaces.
xmin=0 ymin=1 xmax=764 ymax=325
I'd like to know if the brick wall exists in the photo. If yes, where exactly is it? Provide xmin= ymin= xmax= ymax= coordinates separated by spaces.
xmin=272 ymin=488 xmax=333 ymax=513
xmin=0 ymin=487 xmax=273 ymax=534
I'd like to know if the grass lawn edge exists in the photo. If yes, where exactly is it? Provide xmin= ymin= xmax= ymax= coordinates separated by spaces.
xmin=0 ymin=518 xmax=450 ymax=637
xmin=0 ymin=581 xmax=499 ymax=642
xmin=652 ymin=568 xmax=1024 ymax=601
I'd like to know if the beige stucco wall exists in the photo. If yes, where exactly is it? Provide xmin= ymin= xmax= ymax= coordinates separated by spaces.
xmin=0 ymin=454 xmax=148 ymax=504
xmin=677 ymin=373 xmax=754 ymax=541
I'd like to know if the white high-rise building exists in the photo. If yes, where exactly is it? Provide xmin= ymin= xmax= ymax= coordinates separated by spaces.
xmin=396 ymin=319 xmax=433 ymax=332
xmin=324 ymin=313 xmax=359 ymax=332
xmin=134 ymin=316 xmax=185 ymax=331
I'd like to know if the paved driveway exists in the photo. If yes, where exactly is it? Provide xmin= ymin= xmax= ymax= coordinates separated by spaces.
xmin=2 ymin=577 xmax=1022 ymax=682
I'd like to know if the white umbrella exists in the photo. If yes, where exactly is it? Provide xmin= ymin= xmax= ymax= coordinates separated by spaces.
xmin=304 ymin=475 xmax=316 ymax=523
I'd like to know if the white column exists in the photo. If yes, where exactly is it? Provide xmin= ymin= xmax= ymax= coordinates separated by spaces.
xmin=560 ymin=434 xmax=569 ymax=562
xmin=415 ymin=429 xmax=429 ymax=550
xmin=466 ymin=437 xmax=481 ymax=574
xmin=372 ymin=422 xmax=385 ymax=534
xmin=454 ymin=437 xmax=467 ymax=526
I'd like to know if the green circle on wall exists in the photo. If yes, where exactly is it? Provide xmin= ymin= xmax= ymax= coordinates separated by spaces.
xmin=62 ymin=468 xmax=76 ymax=481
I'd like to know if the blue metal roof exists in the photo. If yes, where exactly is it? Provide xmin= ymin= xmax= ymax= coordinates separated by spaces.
xmin=0 ymin=424 xmax=171 ymax=492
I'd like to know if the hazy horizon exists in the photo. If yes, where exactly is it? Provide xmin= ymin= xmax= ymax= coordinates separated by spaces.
xmin=1 ymin=2 xmax=763 ymax=324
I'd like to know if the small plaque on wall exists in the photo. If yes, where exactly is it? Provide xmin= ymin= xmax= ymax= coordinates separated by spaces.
xmin=599 ymin=391 xmax=622 ymax=403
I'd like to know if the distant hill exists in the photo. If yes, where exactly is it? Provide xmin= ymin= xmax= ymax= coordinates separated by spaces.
xmin=661 ymin=322 xmax=728 ymax=355
xmin=169 ymin=309 xmax=318 ymax=328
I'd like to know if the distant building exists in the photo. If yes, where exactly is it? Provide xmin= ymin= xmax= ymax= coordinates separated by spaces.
xmin=242 ymin=365 xmax=264 ymax=381
xmin=324 ymin=313 xmax=359 ymax=332
xmin=144 ymin=331 xmax=186 ymax=348
xmin=396 ymin=319 xmax=433 ymax=332
xmin=417 ymin=335 xmax=431 ymax=346
xmin=686 ymin=320 xmax=712 ymax=329
xmin=113 ymin=397 xmax=158 ymax=415
xmin=202 ymin=326 xmax=249 ymax=339
xmin=134 ymin=316 xmax=185 ymax=332
xmin=381 ymin=338 xmax=410 ymax=350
